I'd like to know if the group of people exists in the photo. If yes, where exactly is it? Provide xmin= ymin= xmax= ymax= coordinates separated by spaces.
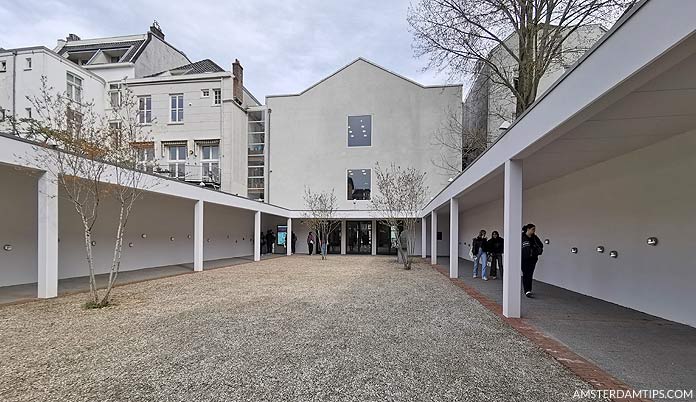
xmin=306 ymin=231 xmax=327 ymax=256
xmin=471 ymin=223 xmax=544 ymax=298
xmin=260 ymin=230 xmax=298 ymax=255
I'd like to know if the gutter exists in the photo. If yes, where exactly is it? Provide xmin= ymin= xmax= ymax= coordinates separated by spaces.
xmin=11 ymin=50 xmax=16 ymax=135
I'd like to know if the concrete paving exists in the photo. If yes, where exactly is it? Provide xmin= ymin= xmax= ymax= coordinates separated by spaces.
xmin=437 ymin=256 xmax=696 ymax=398
xmin=0 ymin=254 xmax=284 ymax=304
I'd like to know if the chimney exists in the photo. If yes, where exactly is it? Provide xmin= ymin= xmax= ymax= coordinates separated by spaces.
xmin=66 ymin=34 xmax=81 ymax=42
xmin=150 ymin=21 xmax=165 ymax=40
xmin=232 ymin=59 xmax=243 ymax=105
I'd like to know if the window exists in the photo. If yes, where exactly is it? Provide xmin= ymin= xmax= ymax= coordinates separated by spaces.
xmin=25 ymin=108 xmax=32 ymax=119
xmin=347 ymin=169 xmax=371 ymax=200
xmin=66 ymin=72 xmax=83 ymax=103
xmin=136 ymin=145 xmax=155 ymax=173
xmin=138 ymin=96 xmax=152 ymax=124
xmin=109 ymin=84 xmax=122 ymax=108
xmin=110 ymin=56 xmax=120 ymax=63
xmin=200 ymin=144 xmax=220 ymax=183
xmin=0 ymin=108 xmax=5 ymax=121
xmin=66 ymin=107 xmax=83 ymax=134
xmin=25 ymin=57 xmax=32 ymax=70
xmin=166 ymin=144 xmax=187 ymax=179
xmin=109 ymin=121 xmax=122 ymax=147
xmin=0 ymin=60 xmax=6 ymax=72
xmin=170 ymin=94 xmax=184 ymax=122
xmin=347 ymin=115 xmax=372 ymax=147
xmin=201 ymin=89 xmax=210 ymax=98
xmin=213 ymin=88 xmax=221 ymax=105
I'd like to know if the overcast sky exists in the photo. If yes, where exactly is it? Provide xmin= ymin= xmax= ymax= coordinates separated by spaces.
xmin=0 ymin=0 xmax=455 ymax=100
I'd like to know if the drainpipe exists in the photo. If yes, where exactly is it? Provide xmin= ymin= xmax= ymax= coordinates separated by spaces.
xmin=265 ymin=107 xmax=271 ymax=203
xmin=11 ymin=50 xmax=17 ymax=135
xmin=219 ymin=76 xmax=224 ymax=189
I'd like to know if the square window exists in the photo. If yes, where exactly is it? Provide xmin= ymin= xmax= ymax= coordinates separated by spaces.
xmin=347 ymin=169 xmax=371 ymax=200
xmin=348 ymin=115 xmax=371 ymax=147
xmin=0 ymin=60 xmax=6 ymax=72
xmin=201 ymin=89 xmax=210 ymax=98
xmin=25 ymin=57 xmax=32 ymax=70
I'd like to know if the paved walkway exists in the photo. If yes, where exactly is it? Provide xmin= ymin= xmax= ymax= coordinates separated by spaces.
xmin=0 ymin=254 xmax=283 ymax=304
xmin=437 ymin=257 xmax=696 ymax=400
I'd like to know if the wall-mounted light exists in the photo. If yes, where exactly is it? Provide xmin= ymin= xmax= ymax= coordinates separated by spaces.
xmin=3 ymin=244 xmax=12 ymax=251
xmin=596 ymin=246 xmax=605 ymax=253
xmin=646 ymin=237 xmax=658 ymax=246
xmin=226 ymin=234 xmax=230 ymax=239
xmin=544 ymin=239 xmax=550 ymax=245
xmin=570 ymin=247 xmax=578 ymax=254
xmin=187 ymin=234 xmax=191 ymax=239
xmin=141 ymin=233 xmax=147 ymax=239
xmin=206 ymin=238 xmax=211 ymax=242
xmin=610 ymin=250 xmax=618 ymax=258
xmin=128 ymin=242 xmax=134 ymax=248
xmin=170 ymin=237 xmax=175 ymax=242
xmin=91 ymin=240 xmax=97 ymax=246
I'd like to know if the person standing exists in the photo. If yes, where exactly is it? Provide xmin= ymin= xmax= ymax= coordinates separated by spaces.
xmin=265 ymin=230 xmax=276 ymax=255
xmin=488 ymin=231 xmax=504 ymax=279
xmin=472 ymin=230 xmax=488 ymax=280
xmin=291 ymin=232 xmax=297 ymax=254
xmin=521 ymin=223 xmax=544 ymax=297
xmin=307 ymin=231 xmax=315 ymax=255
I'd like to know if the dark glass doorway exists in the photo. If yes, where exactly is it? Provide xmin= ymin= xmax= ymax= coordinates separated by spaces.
xmin=346 ymin=221 xmax=372 ymax=254
xmin=376 ymin=222 xmax=398 ymax=255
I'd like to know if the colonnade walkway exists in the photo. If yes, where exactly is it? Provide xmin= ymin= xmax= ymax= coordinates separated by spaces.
xmin=436 ymin=256 xmax=696 ymax=398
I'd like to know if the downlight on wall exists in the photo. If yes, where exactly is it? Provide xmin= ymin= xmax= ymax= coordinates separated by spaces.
xmin=610 ymin=250 xmax=619 ymax=258
xmin=570 ymin=247 xmax=578 ymax=254
xmin=3 ymin=244 xmax=12 ymax=251
xmin=647 ymin=237 xmax=658 ymax=246
xmin=596 ymin=246 xmax=605 ymax=253
xmin=544 ymin=239 xmax=550 ymax=245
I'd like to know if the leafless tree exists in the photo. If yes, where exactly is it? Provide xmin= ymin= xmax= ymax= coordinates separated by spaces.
xmin=432 ymin=106 xmax=489 ymax=176
xmin=14 ymin=77 xmax=156 ymax=308
xmin=371 ymin=162 xmax=428 ymax=269
xmin=302 ymin=187 xmax=342 ymax=260
xmin=408 ymin=0 xmax=635 ymax=115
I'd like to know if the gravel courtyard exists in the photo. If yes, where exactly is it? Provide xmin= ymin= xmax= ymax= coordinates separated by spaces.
xmin=0 ymin=255 xmax=603 ymax=401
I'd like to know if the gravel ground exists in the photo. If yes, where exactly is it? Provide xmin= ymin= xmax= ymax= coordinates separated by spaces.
xmin=0 ymin=255 xmax=605 ymax=401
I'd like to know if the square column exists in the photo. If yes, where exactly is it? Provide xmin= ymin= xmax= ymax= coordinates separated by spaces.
xmin=421 ymin=217 xmax=427 ymax=259
xmin=503 ymin=159 xmax=523 ymax=318
xmin=194 ymin=200 xmax=204 ymax=272
xmin=371 ymin=219 xmax=377 ymax=256
xmin=254 ymin=211 xmax=261 ymax=261
xmin=430 ymin=211 xmax=438 ymax=265
xmin=340 ymin=220 xmax=347 ymax=255
xmin=37 ymin=172 xmax=58 ymax=299
xmin=449 ymin=198 xmax=459 ymax=279
xmin=286 ymin=218 xmax=292 ymax=256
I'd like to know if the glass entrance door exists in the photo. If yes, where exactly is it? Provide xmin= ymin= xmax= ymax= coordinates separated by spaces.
xmin=346 ymin=221 xmax=372 ymax=254
xmin=377 ymin=222 xmax=398 ymax=255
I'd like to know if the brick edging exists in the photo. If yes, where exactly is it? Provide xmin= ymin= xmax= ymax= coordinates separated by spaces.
xmin=429 ymin=262 xmax=651 ymax=402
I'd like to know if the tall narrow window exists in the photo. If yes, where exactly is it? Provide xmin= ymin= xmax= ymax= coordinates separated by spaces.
xmin=348 ymin=115 xmax=372 ymax=147
xmin=25 ymin=108 xmax=32 ymax=119
xmin=25 ymin=58 xmax=32 ymax=70
xmin=200 ymin=144 xmax=220 ymax=183
xmin=166 ymin=144 xmax=187 ymax=179
xmin=0 ymin=61 xmax=6 ymax=72
xmin=170 ymin=94 xmax=184 ymax=122
xmin=66 ymin=72 xmax=83 ymax=103
xmin=347 ymin=169 xmax=371 ymax=200
xmin=138 ymin=96 xmax=152 ymax=124
xmin=213 ymin=88 xmax=221 ymax=105
xmin=136 ymin=145 xmax=155 ymax=173
xmin=109 ymin=84 xmax=122 ymax=108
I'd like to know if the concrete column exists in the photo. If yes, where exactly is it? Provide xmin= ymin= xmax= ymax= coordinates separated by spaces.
xmin=286 ymin=217 xmax=292 ymax=256
xmin=430 ymin=211 xmax=438 ymax=265
xmin=254 ymin=211 xmax=261 ymax=261
xmin=421 ymin=217 xmax=427 ymax=259
xmin=37 ymin=172 xmax=58 ymax=299
xmin=194 ymin=200 xmax=204 ymax=272
xmin=340 ymin=220 xmax=347 ymax=255
xmin=449 ymin=198 xmax=459 ymax=279
xmin=371 ymin=219 xmax=377 ymax=255
xmin=503 ymin=159 xmax=523 ymax=318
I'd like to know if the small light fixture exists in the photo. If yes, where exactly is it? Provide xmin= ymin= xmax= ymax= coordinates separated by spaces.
xmin=91 ymin=240 xmax=97 ymax=246
xmin=646 ymin=237 xmax=658 ymax=246
xmin=141 ymin=233 xmax=147 ymax=239
xmin=206 ymin=238 xmax=211 ymax=242
xmin=187 ymin=234 xmax=191 ymax=239
xmin=544 ymin=239 xmax=550 ymax=245
xmin=128 ymin=242 xmax=134 ymax=248
xmin=227 ymin=234 xmax=230 ymax=239
xmin=3 ymin=244 xmax=12 ymax=251
xmin=596 ymin=246 xmax=605 ymax=253
xmin=609 ymin=250 xmax=618 ymax=258
xmin=570 ymin=247 xmax=578 ymax=254
xmin=170 ymin=236 xmax=175 ymax=242
xmin=448 ymin=177 xmax=454 ymax=182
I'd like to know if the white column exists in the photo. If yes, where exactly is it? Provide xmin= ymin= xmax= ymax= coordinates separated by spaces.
xmin=37 ymin=172 xmax=58 ymax=299
xmin=503 ymin=159 xmax=523 ymax=318
xmin=340 ymin=220 xmax=347 ymax=255
xmin=430 ymin=211 xmax=438 ymax=265
xmin=254 ymin=211 xmax=261 ymax=261
xmin=371 ymin=219 xmax=377 ymax=255
xmin=449 ymin=198 xmax=459 ymax=279
xmin=194 ymin=200 xmax=204 ymax=272
xmin=421 ymin=217 xmax=427 ymax=259
xmin=286 ymin=217 xmax=292 ymax=256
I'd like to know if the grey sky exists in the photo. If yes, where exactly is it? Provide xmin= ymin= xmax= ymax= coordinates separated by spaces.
xmin=0 ymin=0 xmax=454 ymax=100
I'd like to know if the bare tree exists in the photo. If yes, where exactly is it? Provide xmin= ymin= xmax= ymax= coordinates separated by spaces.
xmin=15 ymin=77 xmax=156 ymax=308
xmin=432 ymin=106 xmax=489 ymax=176
xmin=302 ymin=187 xmax=342 ymax=260
xmin=408 ymin=0 xmax=635 ymax=115
xmin=371 ymin=162 xmax=428 ymax=269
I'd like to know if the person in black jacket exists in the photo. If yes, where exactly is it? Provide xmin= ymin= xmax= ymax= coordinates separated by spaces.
xmin=521 ymin=223 xmax=543 ymax=297
xmin=487 ymin=231 xmax=504 ymax=279
xmin=471 ymin=230 xmax=488 ymax=279
xmin=265 ymin=230 xmax=276 ymax=254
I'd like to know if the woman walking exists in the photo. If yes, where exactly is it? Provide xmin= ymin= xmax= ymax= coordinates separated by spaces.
xmin=488 ymin=231 xmax=504 ymax=279
xmin=521 ymin=224 xmax=544 ymax=297
xmin=307 ymin=231 xmax=315 ymax=255
xmin=472 ymin=230 xmax=488 ymax=280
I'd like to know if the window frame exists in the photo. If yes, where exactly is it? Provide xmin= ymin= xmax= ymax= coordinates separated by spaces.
xmin=346 ymin=168 xmax=372 ymax=201
xmin=66 ymin=72 xmax=83 ymax=103
xmin=199 ymin=143 xmax=220 ymax=183
xmin=25 ymin=57 xmax=32 ymax=70
xmin=165 ymin=144 xmax=187 ymax=179
xmin=169 ymin=93 xmax=184 ymax=123
xmin=135 ymin=145 xmax=155 ymax=173
xmin=213 ymin=88 xmax=221 ymax=106
xmin=201 ymin=89 xmax=210 ymax=98
xmin=138 ymin=95 xmax=152 ymax=124
xmin=347 ymin=114 xmax=373 ymax=148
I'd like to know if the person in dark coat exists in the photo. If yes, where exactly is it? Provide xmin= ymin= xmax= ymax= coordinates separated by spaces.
xmin=265 ymin=230 xmax=276 ymax=254
xmin=472 ymin=230 xmax=488 ymax=279
xmin=307 ymin=231 xmax=315 ymax=255
xmin=291 ymin=232 xmax=297 ymax=254
xmin=487 ymin=231 xmax=504 ymax=279
xmin=521 ymin=223 xmax=544 ymax=297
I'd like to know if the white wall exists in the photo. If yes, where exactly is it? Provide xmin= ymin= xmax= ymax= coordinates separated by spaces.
xmin=457 ymin=130 xmax=696 ymax=327
xmin=133 ymin=35 xmax=189 ymax=78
